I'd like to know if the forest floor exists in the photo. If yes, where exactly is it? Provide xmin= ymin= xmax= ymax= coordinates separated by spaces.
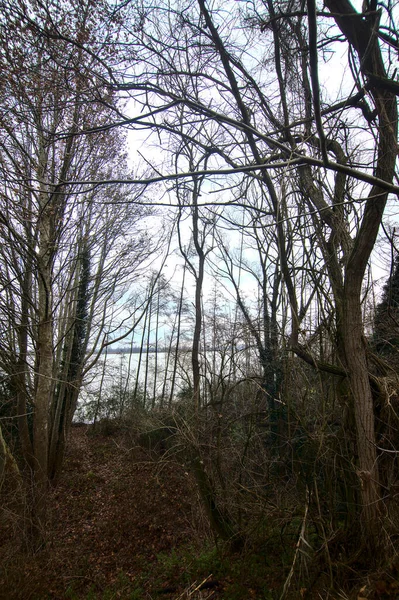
xmin=0 ymin=425 xmax=282 ymax=600
xmin=0 ymin=425 xmax=397 ymax=600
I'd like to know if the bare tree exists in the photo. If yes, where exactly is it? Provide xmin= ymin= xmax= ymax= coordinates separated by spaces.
xmin=3 ymin=0 xmax=397 ymax=553
xmin=110 ymin=0 xmax=398 ymax=546
xmin=0 ymin=0 xmax=158 ymax=544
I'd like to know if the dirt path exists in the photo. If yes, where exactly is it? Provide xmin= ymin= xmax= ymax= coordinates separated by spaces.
xmin=0 ymin=426 xmax=215 ymax=599
xmin=3 ymin=427 xmax=391 ymax=599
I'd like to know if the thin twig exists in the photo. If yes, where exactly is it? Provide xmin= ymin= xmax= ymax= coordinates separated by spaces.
xmin=279 ymin=487 xmax=310 ymax=600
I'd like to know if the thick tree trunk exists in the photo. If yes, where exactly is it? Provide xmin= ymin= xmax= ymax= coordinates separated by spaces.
xmin=323 ymin=0 xmax=398 ymax=546
xmin=342 ymin=293 xmax=380 ymax=538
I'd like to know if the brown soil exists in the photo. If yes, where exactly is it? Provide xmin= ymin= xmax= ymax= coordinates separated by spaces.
xmin=0 ymin=426 xmax=215 ymax=600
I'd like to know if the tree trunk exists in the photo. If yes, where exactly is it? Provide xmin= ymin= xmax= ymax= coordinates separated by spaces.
xmin=324 ymin=0 xmax=398 ymax=545
xmin=31 ymin=168 xmax=54 ymax=545
xmin=32 ymin=298 xmax=52 ymax=545
xmin=342 ymin=292 xmax=380 ymax=538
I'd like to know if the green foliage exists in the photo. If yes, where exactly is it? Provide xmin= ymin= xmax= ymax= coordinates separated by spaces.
xmin=157 ymin=544 xmax=221 ymax=579
xmin=65 ymin=579 xmax=145 ymax=600
xmin=155 ymin=543 xmax=278 ymax=599
xmin=61 ymin=544 xmax=278 ymax=600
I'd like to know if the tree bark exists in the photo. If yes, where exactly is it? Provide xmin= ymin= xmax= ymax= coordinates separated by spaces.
xmin=324 ymin=0 xmax=398 ymax=544
xmin=342 ymin=292 xmax=380 ymax=534
xmin=32 ymin=186 xmax=54 ymax=543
